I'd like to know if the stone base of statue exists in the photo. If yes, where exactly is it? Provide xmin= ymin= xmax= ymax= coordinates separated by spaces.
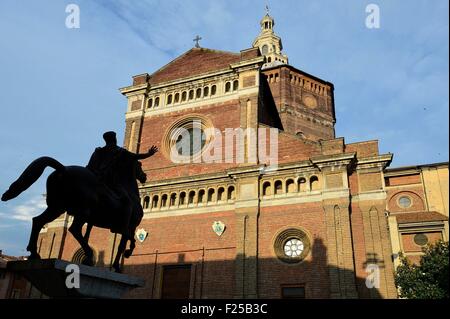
xmin=7 ymin=258 xmax=144 ymax=299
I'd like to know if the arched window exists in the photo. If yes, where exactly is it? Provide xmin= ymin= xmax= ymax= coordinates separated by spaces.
xmin=151 ymin=195 xmax=159 ymax=208
xmin=203 ymin=86 xmax=209 ymax=97
xmin=188 ymin=90 xmax=194 ymax=100
xmin=207 ymin=188 xmax=215 ymax=202
xmin=225 ymin=82 xmax=231 ymax=93
xmin=198 ymin=189 xmax=205 ymax=204
xmin=296 ymin=131 xmax=305 ymax=138
xmin=286 ymin=179 xmax=296 ymax=193
xmin=154 ymin=97 xmax=160 ymax=107
xmin=148 ymin=98 xmax=153 ymax=108
xmin=188 ymin=191 xmax=195 ymax=204
xmin=233 ymin=80 xmax=239 ymax=91
xmin=161 ymin=194 xmax=168 ymax=207
xmin=298 ymin=177 xmax=307 ymax=192
xmin=143 ymin=196 xmax=150 ymax=209
xmin=310 ymin=176 xmax=320 ymax=191
xmin=179 ymin=192 xmax=186 ymax=205
xmin=274 ymin=180 xmax=283 ymax=195
xmin=267 ymin=57 xmax=272 ymax=63
xmin=167 ymin=94 xmax=173 ymax=105
xmin=227 ymin=186 xmax=235 ymax=200
xmin=174 ymin=93 xmax=180 ymax=103
xmin=261 ymin=45 xmax=268 ymax=55
xmin=196 ymin=88 xmax=202 ymax=99
xmin=181 ymin=91 xmax=187 ymax=102
xmin=170 ymin=193 xmax=177 ymax=206
xmin=275 ymin=73 xmax=279 ymax=82
xmin=217 ymin=187 xmax=225 ymax=201
xmin=262 ymin=181 xmax=271 ymax=196
xmin=211 ymin=85 xmax=217 ymax=96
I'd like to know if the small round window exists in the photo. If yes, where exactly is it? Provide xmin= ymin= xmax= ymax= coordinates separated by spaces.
xmin=413 ymin=233 xmax=428 ymax=246
xmin=398 ymin=196 xmax=412 ymax=208
xmin=274 ymin=228 xmax=310 ymax=264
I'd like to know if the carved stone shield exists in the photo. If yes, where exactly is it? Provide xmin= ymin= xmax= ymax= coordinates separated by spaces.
xmin=136 ymin=228 xmax=148 ymax=243
xmin=212 ymin=221 xmax=225 ymax=236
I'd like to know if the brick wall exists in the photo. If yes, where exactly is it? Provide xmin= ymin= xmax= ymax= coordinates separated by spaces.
xmin=385 ymin=174 xmax=421 ymax=186
xmin=258 ymin=203 xmax=331 ymax=298
xmin=387 ymin=188 xmax=426 ymax=213
xmin=401 ymin=232 xmax=443 ymax=253
xmin=261 ymin=66 xmax=335 ymax=141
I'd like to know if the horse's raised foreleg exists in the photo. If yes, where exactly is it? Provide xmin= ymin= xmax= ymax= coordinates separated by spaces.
xmin=27 ymin=207 xmax=63 ymax=259
xmin=112 ymin=234 xmax=128 ymax=273
xmin=69 ymin=216 xmax=95 ymax=266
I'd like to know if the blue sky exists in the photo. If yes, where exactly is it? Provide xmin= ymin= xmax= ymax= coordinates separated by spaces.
xmin=0 ymin=0 xmax=448 ymax=256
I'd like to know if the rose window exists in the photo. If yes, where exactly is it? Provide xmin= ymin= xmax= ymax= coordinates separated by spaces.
xmin=284 ymin=238 xmax=304 ymax=258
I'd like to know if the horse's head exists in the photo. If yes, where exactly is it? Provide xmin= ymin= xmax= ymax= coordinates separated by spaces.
xmin=136 ymin=161 xmax=147 ymax=184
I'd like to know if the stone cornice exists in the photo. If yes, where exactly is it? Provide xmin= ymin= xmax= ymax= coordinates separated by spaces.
xmin=142 ymin=173 xmax=233 ymax=189
xmin=119 ymin=83 xmax=148 ymax=96
xmin=141 ymin=161 xmax=319 ymax=190
xmin=230 ymin=56 xmax=265 ymax=70
xmin=311 ymin=152 xmax=356 ymax=171
xmin=397 ymin=221 xmax=445 ymax=230
xmin=119 ymin=57 xmax=264 ymax=97
xmin=384 ymin=168 xmax=420 ymax=177
xmin=356 ymin=153 xmax=393 ymax=170
xmin=351 ymin=190 xmax=387 ymax=202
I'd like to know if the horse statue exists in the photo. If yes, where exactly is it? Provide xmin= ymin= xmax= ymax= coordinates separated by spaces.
xmin=1 ymin=149 xmax=152 ymax=273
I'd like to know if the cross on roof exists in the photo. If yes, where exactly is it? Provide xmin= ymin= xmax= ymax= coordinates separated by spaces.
xmin=193 ymin=35 xmax=202 ymax=48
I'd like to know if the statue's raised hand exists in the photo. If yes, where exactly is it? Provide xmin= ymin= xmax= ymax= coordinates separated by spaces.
xmin=148 ymin=145 xmax=158 ymax=156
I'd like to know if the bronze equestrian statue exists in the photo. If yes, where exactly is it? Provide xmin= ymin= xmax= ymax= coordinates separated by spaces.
xmin=1 ymin=132 xmax=158 ymax=273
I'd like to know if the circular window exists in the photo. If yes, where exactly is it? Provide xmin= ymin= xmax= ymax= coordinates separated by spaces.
xmin=413 ymin=233 xmax=428 ymax=246
xmin=174 ymin=126 xmax=206 ymax=156
xmin=162 ymin=115 xmax=213 ymax=162
xmin=302 ymin=95 xmax=318 ymax=108
xmin=274 ymin=228 xmax=310 ymax=264
xmin=398 ymin=196 xmax=412 ymax=208
xmin=284 ymin=238 xmax=304 ymax=257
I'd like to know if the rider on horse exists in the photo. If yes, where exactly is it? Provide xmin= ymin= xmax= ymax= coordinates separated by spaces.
xmin=87 ymin=131 xmax=157 ymax=233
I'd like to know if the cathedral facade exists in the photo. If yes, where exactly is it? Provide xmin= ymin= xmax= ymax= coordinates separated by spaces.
xmin=33 ymin=13 xmax=448 ymax=299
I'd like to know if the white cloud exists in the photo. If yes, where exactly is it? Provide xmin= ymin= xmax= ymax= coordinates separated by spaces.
xmin=0 ymin=195 xmax=46 ymax=222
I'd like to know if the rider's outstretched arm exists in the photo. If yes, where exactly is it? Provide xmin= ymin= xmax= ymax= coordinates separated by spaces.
xmin=134 ymin=145 xmax=158 ymax=160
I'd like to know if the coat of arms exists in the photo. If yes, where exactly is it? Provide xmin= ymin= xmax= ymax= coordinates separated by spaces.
xmin=212 ymin=221 xmax=226 ymax=236
xmin=136 ymin=228 xmax=148 ymax=243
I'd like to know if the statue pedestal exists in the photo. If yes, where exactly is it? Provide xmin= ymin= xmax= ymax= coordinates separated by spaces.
xmin=7 ymin=259 xmax=144 ymax=299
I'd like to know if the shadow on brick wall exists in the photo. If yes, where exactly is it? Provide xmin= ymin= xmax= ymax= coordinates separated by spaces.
xmin=5 ymin=237 xmax=384 ymax=299
xmin=119 ymin=237 xmax=383 ymax=299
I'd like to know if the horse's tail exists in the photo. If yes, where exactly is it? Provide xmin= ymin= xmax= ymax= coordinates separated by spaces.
xmin=1 ymin=156 xmax=65 ymax=201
